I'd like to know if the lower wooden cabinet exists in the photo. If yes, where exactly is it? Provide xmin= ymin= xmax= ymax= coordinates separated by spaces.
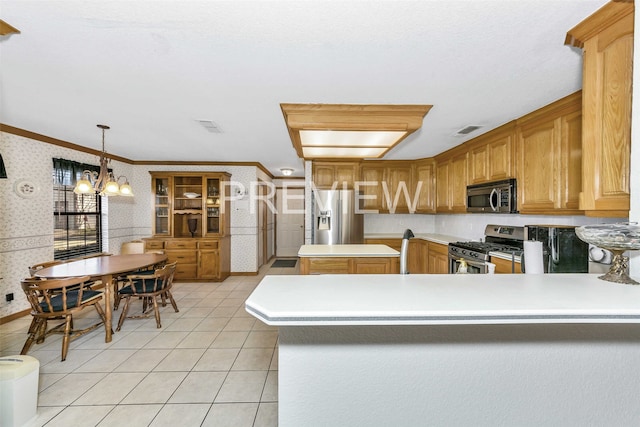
xmin=299 ymin=256 xmax=399 ymax=275
xmin=427 ymin=242 xmax=449 ymax=274
xmin=363 ymin=238 xmax=425 ymax=272
xmin=144 ymin=237 xmax=229 ymax=281
xmin=492 ymin=256 xmax=522 ymax=274
xmin=365 ymin=238 xmax=445 ymax=274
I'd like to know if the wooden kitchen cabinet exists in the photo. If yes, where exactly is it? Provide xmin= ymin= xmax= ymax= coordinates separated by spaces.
xmin=408 ymin=239 xmax=427 ymax=274
xmin=427 ymin=241 xmax=449 ymax=274
xmin=385 ymin=163 xmax=413 ymax=213
xmin=566 ymin=1 xmax=632 ymax=217
xmin=467 ymin=121 xmax=516 ymax=185
xmin=146 ymin=171 xmax=231 ymax=281
xmin=299 ymin=257 xmax=399 ymax=274
xmin=364 ymin=238 xmax=426 ymax=273
xmin=515 ymin=91 xmax=583 ymax=215
xmin=413 ymin=159 xmax=436 ymax=213
xmin=435 ymin=160 xmax=449 ymax=212
xmin=360 ymin=162 xmax=414 ymax=213
xmin=360 ymin=165 xmax=385 ymax=212
xmin=435 ymin=148 xmax=467 ymax=213
xmin=492 ymin=256 xmax=522 ymax=274
xmin=312 ymin=161 xmax=359 ymax=189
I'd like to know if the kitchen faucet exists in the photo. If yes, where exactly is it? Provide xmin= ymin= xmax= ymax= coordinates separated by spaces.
xmin=400 ymin=229 xmax=414 ymax=274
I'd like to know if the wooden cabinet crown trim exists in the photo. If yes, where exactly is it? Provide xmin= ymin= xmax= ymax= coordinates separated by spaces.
xmin=565 ymin=1 xmax=634 ymax=48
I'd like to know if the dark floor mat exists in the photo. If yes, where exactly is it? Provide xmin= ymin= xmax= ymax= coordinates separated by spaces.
xmin=271 ymin=259 xmax=298 ymax=268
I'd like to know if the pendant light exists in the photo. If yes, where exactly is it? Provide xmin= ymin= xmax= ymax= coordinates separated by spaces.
xmin=73 ymin=124 xmax=134 ymax=197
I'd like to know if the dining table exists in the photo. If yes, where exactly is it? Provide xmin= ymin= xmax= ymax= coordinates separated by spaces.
xmin=35 ymin=253 xmax=168 ymax=342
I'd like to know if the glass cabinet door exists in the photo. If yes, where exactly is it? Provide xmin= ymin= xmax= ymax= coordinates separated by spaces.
xmin=173 ymin=176 xmax=204 ymax=238
xmin=153 ymin=176 xmax=171 ymax=236
xmin=205 ymin=178 xmax=220 ymax=235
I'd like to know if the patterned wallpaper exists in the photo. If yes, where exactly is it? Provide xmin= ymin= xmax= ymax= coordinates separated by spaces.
xmin=0 ymin=132 xmax=270 ymax=319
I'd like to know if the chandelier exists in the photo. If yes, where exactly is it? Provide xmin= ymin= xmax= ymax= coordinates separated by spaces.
xmin=73 ymin=124 xmax=134 ymax=197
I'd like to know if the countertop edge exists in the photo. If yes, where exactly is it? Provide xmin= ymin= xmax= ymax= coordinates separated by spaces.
xmin=245 ymin=305 xmax=640 ymax=327
xmin=364 ymin=233 xmax=463 ymax=245
xmin=245 ymin=273 xmax=640 ymax=326
xmin=298 ymin=244 xmax=400 ymax=257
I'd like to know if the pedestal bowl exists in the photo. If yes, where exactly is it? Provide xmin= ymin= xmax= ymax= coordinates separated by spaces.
xmin=575 ymin=223 xmax=640 ymax=285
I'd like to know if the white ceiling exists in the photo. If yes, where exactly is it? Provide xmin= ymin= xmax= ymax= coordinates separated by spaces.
xmin=0 ymin=0 xmax=608 ymax=177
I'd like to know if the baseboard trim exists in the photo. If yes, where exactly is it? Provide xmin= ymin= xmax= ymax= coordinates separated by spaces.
xmin=0 ymin=308 xmax=30 ymax=325
xmin=231 ymin=272 xmax=258 ymax=276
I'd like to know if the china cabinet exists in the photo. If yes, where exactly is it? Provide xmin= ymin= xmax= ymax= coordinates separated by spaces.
xmin=146 ymin=172 xmax=231 ymax=281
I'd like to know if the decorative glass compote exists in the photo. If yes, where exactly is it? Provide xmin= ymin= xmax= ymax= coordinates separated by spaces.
xmin=575 ymin=223 xmax=640 ymax=285
xmin=187 ymin=218 xmax=198 ymax=238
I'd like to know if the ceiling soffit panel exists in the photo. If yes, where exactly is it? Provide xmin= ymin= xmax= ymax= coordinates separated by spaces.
xmin=280 ymin=103 xmax=432 ymax=160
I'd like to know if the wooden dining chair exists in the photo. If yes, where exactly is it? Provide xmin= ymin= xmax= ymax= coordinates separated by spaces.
xmin=113 ymin=241 xmax=152 ymax=310
xmin=116 ymin=261 xmax=178 ymax=331
xmin=20 ymin=275 xmax=106 ymax=361
xmin=120 ymin=240 xmax=145 ymax=255
xmin=27 ymin=260 xmax=64 ymax=277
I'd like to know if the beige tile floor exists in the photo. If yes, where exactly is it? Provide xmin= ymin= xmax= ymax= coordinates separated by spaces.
xmin=0 ymin=259 xmax=299 ymax=427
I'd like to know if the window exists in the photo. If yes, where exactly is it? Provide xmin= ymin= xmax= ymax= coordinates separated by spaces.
xmin=52 ymin=158 xmax=103 ymax=260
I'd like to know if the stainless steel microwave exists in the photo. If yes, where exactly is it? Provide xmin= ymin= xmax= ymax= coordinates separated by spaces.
xmin=466 ymin=179 xmax=517 ymax=213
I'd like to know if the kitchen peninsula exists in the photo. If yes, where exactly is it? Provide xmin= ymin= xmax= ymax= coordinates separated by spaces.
xmin=246 ymin=273 xmax=640 ymax=426
xmin=298 ymin=244 xmax=400 ymax=274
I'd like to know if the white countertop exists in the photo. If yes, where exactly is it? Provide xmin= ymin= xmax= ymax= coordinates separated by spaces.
xmin=365 ymin=233 xmax=462 ymax=246
xmin=298 ymin=244 xmax=400 ymax=257
xmin=245 ymin=273 xmax=640 ymax=326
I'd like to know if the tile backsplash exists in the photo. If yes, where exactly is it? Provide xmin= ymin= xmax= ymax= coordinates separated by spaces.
xmin=364 ymin=213 xmax=624 ymax=240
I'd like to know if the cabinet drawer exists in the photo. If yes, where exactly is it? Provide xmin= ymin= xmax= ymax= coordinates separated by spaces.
xmin=145 ymin=240 xmax=164 ymax=250
xmin=165 ymin=251 xmax=197 ymax=264
xmin=306 ymin=258 xmax=350 ymax=274
xmin=199 ymin=240 xmax=219 ymax=249
xmin=165 ymin=240 xmax=197 ymax=250
xmin=174 ymin=264 xmax=197 ymax=279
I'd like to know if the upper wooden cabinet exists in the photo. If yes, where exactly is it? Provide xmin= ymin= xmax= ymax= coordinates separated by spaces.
xmin=413 ymin=159 xmax=436 ymax=213
xmin=516 ymin=91 xmax=583 ymax=214
xmin=385 ymin=163 xmax=413 ymax=213
xmin=360 ymin=162 xmax=415 ymax=213
xmin=312 ymin=161 xmax=359 ymax=189
xmin=566 ymin=1 xmax=633 ymax=217
xmin=435 ymin=148 xmax=467 ymax=213
xmin=360 ymin=164 xmax=385 ymax=212
xmin=467 ymin=121 xmax=516 ymax=185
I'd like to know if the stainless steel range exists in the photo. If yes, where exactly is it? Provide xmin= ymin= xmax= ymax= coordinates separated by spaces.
xmin=448 ymin=225 xmax=525 ymax=274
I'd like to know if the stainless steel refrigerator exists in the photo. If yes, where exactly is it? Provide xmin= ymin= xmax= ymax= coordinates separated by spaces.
xmin=312 ymin=190 xmax=364 ymax=244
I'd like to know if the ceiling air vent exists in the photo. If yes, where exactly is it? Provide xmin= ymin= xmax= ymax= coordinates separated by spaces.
xmin=196 ymin=120 xmax=222 ymax=133
xmin=454 ymin=125 xmax=482 ymax=136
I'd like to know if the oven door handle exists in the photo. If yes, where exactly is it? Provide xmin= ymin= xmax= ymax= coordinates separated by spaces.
xmin=489 ymin=188 xmax=498 ymax=212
